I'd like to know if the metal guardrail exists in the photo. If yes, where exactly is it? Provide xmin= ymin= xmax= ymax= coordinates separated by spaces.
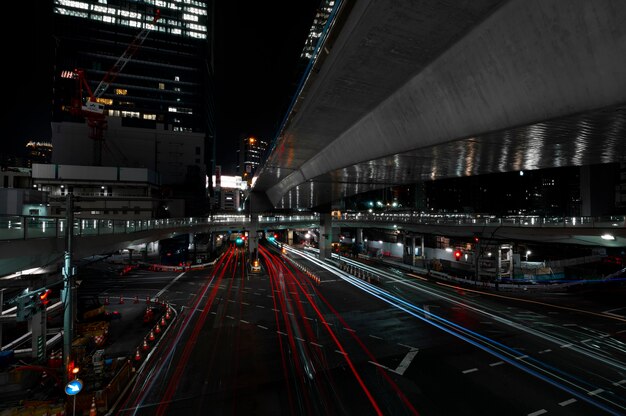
xmin=0 ymin=211 xmax=623 ymax=242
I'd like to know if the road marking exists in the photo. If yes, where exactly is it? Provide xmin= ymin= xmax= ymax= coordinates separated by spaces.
xmin=258 ymin=288 xmax=266 ymax=291
xmin=480 ymin=321 xmax=494 ymax=325
xmin=154 ymin=271 xmax=186 ymax=298
xmin=398 ymin=343 xmax=417 ymax=350
xmin=462 ymin=368 xmax=478 ymax=374
xmin=368 ymin=361 xmax=390 ymax=370
xmin=257 ymin=325 xmax=268 ymax=330
xmin=271 ymin=308 xmax=280 ymax=312
xmin=226 ymin=315 xmax=234 ymax=319
xmin=325 ymin=321 xmax=334 ymax=326
xmin=539 ymin=349 xmax=552 ymax=354
xmin=304 ymin=317 xmax=313 ymax=321
xmin=241 ymin=302 xmax=250 ymax=306
xmin=489 ymin=361 xmax=504 ymax=367
xmin=256 ymin=305 xmax=265 ymax=309
xmin=395 ymin=348 xmax=419 ymax=375
xmin=210 ymin=311 xmax=216 ymax=315
xmin=295 ymin=337 xmax=305 ymax=342
xmin=344 ymin=328 xmax=356 ymax=333
xmin=618 ymin=329 xmax=626 ymax=334
xmin=527 ymin=410 xmax=547 ymax=416
xmin=277 ymin=331 xmax=287 ymax=336
xmin=240 ymin=319 xmax=249 ymax=324
xmin=515 ymin=355 xmax=529 ymax=360
xmin=227 ymin=300 xmax=235 ymax=303
xmin=588 ymin=388 xmax=604 ymax=396
xmin=603 ymin=307 xmax=626 ymax=317
xmin=253 ymin=293 xmax=261 ymax=296
xmin=560 ymin=343 xmax=573 ymax=349
xmin=613 ymin=379 xmax=626 ymax=387
xmin=563 ymin=323 xmax=577 ymax=327
xmin=369 ymin=334 xmax=383 ymax=340
xmin=310 ymin=342 xmax=323 ymax=348
xmin=559 ymin=398 xmax=577 ymax=406
xmin=287 ymin=312 xmax=295 ymax=316
xmin=266 ymin=295 xmax=273 ymax=298
xmin=335 ymin=350 xmax=347 ymax=356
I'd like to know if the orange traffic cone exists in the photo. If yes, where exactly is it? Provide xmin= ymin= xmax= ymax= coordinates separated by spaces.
xmin=89 ymin=396 xmax=97 ymax=416
xmin=155 ymin=323 xmax=161 ymax=334
xmin=134 ymin=347 xmax=141 ymax=361
xmin=119 ymin=295 xmax=125 ymax=304
xmin=160 ymin=316 xmax=167 ymax=327
xmin=142 ymin=339 xmax=149 ymax=351
xmin=148 ymin=330 xmax=155 ymax=341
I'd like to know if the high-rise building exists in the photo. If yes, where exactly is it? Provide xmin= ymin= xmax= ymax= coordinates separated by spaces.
xmin=51 ymin=0 xmax=215 ymax=214
xmin=237 ymin=136 xmax=267 ymax=184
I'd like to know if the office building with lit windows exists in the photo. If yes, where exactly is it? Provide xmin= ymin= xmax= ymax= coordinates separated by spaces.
xmin=237 ymin=136 xmax=267 ymax=185
xmin=51 ymin=0 xmax=215 ymax=215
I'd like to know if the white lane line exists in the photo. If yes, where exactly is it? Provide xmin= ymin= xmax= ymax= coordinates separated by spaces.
xmin=310 ymin=342 xmax=323 ymax=348
xmin=241 ymin=302 xmax=250 ymax=305
xmin=344 ymin=328 xmax=356 ymax=333
xmin=175 ymin=291 xmax=184 ymax=294
xmin=210 ymin=311 xmax=216 ymax=315
xmin=489 ymin=361 xmax=504 ymax=367
xmin=256 ymin=305 xmax=265 ymax=309
xmin=227 ymin=300 xmax=235 ymax=303
xmin=560 ymin=343 xmax=573 ymax=349
xmin=240 ymin=319 xmax=249 ymax=324
xmin=368 ymin=361 xmax=390 ymax=370
xmin=277 ymin=331 xmax=287 ymax=336
xmin=253 ymin=293 xmax=261 ymax=296
xmin=398 ymin=343 xmax=418 ymax=350
xmin=257 ymin=325 xmax=268 ymax=330
xmin=515 ymin=355 xmax=529 ymax=360
xmin=258 ymin=288 xmax=266 ymax=291
xmin=539 ymin=349 xmax=552 ymax=354
xmin=325 ymin=322 xmax=334 ymax=326
xmin=395 ymin=348 xmax=419 ymax=375
xmin=588 ymin=388 xmax=604 ymax=396
xmin=462 ymin=368 xmax=478 ymax=374
xmin=369 ymin=334 xmax=383 ymax=340
xmin=335 ymin=350 xmax=347 ymax=356
xmin=266 ymin=295 xmax=273 ymax=298
xmin=272 ymin=308 xmax=279 ymax=312
xmin=303 ymin=317 xmax=313 ymax=321
xmin=527 ymin=410 xmax=547 ymax=416
xmin=295 ymin=337 xmax=305 ymax=342
xmin=155 ymin=271 xmax=186 ymax=298
xmin=559 ymin=398 xmax=577 ymax=407
xmin=287 ymin=312 xmax=295 ymax=316
xmin=613 ymin=379 xmax=626 ymax=387
xmin=226 ymin=315 xmax=235 ymax=319
xmin=581 ymin=339 xmax=592 ymax=343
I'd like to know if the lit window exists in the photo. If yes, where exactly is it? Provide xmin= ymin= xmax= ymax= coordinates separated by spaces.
xmin=174 ymin=76 xmax=180 ymax=82
xmin=183 ymin=13 xmax=198 ymax=22
xmin=114 ymin=88 xmax=127 ymax=95
xmin=95 ymin=97 xmax=113 ymax=105
xmin=143 ymin=114 xmax=156 ymax=120
xmin=121 ymin=111 xmax=140 ymax=118
xmin=158 ymin=83 xmax=165 ymax=90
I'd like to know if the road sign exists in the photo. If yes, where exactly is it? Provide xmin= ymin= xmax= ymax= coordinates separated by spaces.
xmin=65 ymin=379 xmax=83 ymax=396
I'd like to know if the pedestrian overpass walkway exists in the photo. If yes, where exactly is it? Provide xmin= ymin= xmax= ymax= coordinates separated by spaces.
xmin=1 ymin=211 xmax=624 ymax=278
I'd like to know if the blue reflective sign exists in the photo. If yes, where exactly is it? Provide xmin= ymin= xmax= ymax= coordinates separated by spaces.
xmin=65 ymin=379 xmax=83 ymax=396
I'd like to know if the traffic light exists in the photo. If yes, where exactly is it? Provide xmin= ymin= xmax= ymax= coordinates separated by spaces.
xmin=38 ymin=289 xmax=52 ymax=308
xmin=454 ymin=250 xmax=462 ymax=261
xmin=16 ymin=292 xmax=38 ymax=322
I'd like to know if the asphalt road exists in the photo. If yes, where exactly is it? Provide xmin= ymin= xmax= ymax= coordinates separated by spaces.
xmin=111 ymin=244 xmax=626 ymax=416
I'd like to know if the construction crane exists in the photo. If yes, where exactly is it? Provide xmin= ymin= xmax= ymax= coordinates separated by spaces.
xmin=69 ymin=9 xmax=161 ymax=166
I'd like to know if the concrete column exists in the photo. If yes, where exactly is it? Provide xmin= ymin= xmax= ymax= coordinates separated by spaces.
xmin=142 ymin=243 xmax=148 ymax=262
xmin=287 ymin=229 xmax=294 ymax=245
xmin=30 ymin=309 xmax=47 ymax=360
xmin=580 ymin=164 xmax=619 ymax=216
xmin=355 ymin=228 xmax=363 ymax=244
xmin=127 ymin=248 xmax=133 ymax=264
xmin=249 ymin=215 xmax=259 ymax=260
xmin=319 ymin=213 xmax=333 ymax=260
xmin=403 ymin=236 xmax=415 ymax=266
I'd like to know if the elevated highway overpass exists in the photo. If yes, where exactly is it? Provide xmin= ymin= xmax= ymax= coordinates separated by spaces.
xmin=252 ymin=0 xmax=626 ymax=209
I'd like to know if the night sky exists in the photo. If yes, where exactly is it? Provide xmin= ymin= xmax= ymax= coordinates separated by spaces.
xmin=3 ymin=1 xmax=320 ymax=176
xmin=214 ymin=1 xmax=320 ymax=174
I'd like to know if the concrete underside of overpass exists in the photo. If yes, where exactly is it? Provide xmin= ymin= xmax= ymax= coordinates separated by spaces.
xmin=253 ymin=0 xmax=626 ymax=209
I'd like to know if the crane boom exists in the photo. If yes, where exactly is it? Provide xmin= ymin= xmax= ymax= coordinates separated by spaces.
xmin=92 ymin=10 xmax=161 ymax=99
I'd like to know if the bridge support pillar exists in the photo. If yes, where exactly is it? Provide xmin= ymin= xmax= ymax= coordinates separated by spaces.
xmin=249 ymin=215 xmax=259 ymax=260
xmin=403 ymin=236 xmax=416 ymax=266
xmin=127 ymin=248 xmax=134 ymax=264
xmin=319 ymin=213 xmax=333 ymax=260
xmin=287 ymin=229 xmax=293 ymax=245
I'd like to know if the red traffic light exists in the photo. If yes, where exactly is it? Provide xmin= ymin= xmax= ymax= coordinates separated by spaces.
xmin=454 ymin=250 xmax=462 ymax=260
xmin=39 ymin=289 xmax=52 ymax=306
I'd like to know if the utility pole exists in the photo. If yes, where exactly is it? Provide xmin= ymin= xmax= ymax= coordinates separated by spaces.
xmin=63 ymin=193 xmax=75 ymax=384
